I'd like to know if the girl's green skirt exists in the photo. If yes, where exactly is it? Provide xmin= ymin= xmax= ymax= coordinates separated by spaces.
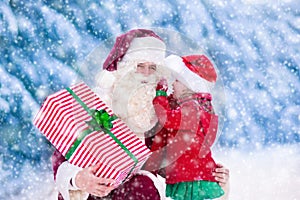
xmin=166 ymin=180 xmax=224 ymax=200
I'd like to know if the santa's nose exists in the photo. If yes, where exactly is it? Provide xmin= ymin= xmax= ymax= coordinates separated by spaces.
xmin=141 ymin=68 xmax=152 ymax=76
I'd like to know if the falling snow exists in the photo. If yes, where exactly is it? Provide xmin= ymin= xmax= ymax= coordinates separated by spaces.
xmin=0 ymin=0 xmax=299 ymax=199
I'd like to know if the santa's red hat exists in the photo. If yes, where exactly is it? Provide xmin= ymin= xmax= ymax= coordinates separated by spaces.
xmin=103 ymin=29 xmax=166 ymax=71
xmin=164 ymin=54 xmax=217 ymax=93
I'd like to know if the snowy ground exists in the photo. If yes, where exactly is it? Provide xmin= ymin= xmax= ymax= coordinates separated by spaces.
xmin=3 ymin=144 xmax=300 ymax=200
xmin=213 ymin=144 xmax=300 ymax=200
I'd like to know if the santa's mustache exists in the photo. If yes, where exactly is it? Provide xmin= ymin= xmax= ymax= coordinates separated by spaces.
xmin=132 ymin=72 xmax=158 ymax=84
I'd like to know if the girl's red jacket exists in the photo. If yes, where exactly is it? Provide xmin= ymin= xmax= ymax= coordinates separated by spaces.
xmin=150 ymin=93 xmax=219 ymax=184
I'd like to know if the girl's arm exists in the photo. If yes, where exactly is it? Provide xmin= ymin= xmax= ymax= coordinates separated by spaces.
xmin=153 ymin=95 xmax=199 ymax=131
xmin=152 ymin=95 xmax=182 ymax=130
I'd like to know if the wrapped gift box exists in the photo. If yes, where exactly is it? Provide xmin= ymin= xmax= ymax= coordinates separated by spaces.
xmin=33 ymin=82 xmax=151 ymax=185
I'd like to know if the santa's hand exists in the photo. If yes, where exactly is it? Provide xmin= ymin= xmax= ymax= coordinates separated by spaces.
xmin=75 ymin=165 xmax=115 ymax=197
xmin=212 ymin=163 xmax=230 ymax=187
xmin=156 ymin=78 xmax=168 ymax=92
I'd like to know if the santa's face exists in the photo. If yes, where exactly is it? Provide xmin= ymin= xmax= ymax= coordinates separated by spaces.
xmin=136 ymin=62 xmax=157 ymax=77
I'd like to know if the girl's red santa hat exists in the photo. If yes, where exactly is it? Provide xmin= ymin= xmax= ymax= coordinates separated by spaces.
xmin=164 ymin=54 xmax=217 ymax=93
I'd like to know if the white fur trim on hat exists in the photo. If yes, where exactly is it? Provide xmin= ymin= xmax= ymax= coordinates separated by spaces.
xmin=164 ymin=54 xmax=214 ymax=93
xmin=122 ymin=37 xmax=166 ymax=65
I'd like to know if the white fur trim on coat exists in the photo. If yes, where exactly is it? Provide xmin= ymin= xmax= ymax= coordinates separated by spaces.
xmin=56 ymin=161 xmax=89 ymax=200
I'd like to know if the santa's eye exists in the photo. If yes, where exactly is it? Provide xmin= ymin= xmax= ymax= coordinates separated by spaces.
xmin=137 ymin=64 xmax=145 ymax=68
xmin=149 ymin=65 xmax=157 ymax=71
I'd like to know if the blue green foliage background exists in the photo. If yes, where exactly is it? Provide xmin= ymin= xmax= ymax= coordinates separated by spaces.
xmin=0 ymin=0 xmax=299 ymax=198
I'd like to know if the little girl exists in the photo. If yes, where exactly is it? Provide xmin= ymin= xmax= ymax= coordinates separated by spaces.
xmin=149 ymin=54 xmax=224 ymax=200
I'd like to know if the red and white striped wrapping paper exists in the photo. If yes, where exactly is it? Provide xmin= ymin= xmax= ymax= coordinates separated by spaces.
xmin=33 ymin=82 xmax=152 ymax=185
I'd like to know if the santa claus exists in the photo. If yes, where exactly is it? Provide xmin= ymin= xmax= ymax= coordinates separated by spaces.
xmin=52 ymin=29 xmax=230 ymax=200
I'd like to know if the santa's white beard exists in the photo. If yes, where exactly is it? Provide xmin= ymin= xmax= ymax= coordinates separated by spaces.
xmin=111 ymin=71 xmax=158 ymax=139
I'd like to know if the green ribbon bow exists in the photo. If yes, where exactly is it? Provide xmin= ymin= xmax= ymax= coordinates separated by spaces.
xmin=64 ymin=87 xmax=138 ymax=178
xmin=86 ymin=109 xmax=118 ymax=132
